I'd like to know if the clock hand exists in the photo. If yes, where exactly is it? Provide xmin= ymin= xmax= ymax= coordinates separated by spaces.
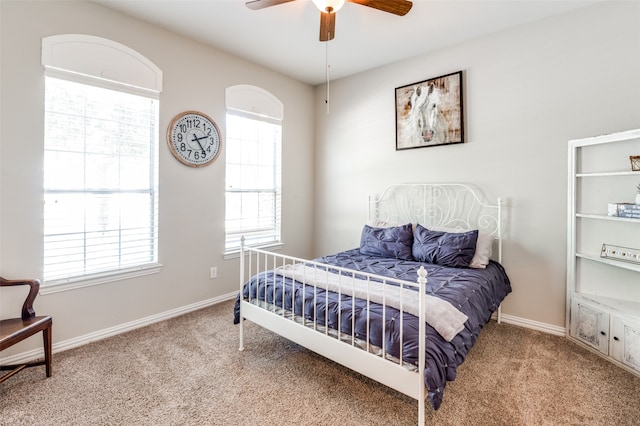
xmin=191 ymin=133 xmax=207 ymax=153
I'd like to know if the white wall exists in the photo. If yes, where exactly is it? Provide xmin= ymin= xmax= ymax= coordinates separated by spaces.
xmin=0 ymin=1 xmax=315 ymax=354
xmin=313 ymin=1 xmax=640 ymax=329
xmin=2 ymin=0 xmax=638 ymax=359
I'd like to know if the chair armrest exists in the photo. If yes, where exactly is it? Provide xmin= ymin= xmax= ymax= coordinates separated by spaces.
xmin=0 ymin=277 xmax=41 ymax=319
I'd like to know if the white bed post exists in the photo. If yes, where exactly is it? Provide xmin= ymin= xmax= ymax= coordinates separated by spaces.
xmin=417 ymin=266 xmax=427 ymax=426
xmin=239 ymin=236 xmax=245 ymax=351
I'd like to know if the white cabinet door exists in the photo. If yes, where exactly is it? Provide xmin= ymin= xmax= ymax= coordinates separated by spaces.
xmin=570 ymin=298 xmax=610 ymax=355
xmin=610 ymin=316 xmax=640 ymax=373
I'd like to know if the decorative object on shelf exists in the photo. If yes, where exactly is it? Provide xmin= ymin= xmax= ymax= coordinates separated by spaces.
xmin=630 ymin=155 xmax=640 ymax=172
xmin=601 ymin=243 xmax=640 ymax=265
xmin=167 ymin=111 xmax=222 ymax=168
xmin=395 ymin=71 xmax=464 ymax=150
xmin=608 ymin=202 xmax=640 ymax=218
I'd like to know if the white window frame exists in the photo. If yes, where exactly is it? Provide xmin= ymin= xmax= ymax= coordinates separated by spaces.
xmin=224 ymin=85 xmax=283 ymax=257
xmin=41 ymin=35 xmax=163 ymax=293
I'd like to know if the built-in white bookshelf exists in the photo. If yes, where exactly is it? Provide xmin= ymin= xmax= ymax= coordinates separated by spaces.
xmin=567 ymin=128 xmax=640 ymax=376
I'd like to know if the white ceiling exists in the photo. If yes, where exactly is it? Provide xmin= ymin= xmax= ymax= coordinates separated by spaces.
xmin=95 ymin=0 xmax=600 ymax=85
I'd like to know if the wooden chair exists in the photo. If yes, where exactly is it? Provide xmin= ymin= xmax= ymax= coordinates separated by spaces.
xmin=0 ymin=277 xmax=52 ymax=383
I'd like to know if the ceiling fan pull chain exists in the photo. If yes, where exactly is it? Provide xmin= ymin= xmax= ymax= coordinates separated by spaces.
xmin=325 ymin=36 xmax=330 ymax=114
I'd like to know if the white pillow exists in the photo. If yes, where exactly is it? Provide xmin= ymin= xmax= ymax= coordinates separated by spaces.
xmin=366 ymin=219 xmax=392 ymax=228
xmin=366 ymin=219 xmax=416 ymax=232
xmin=427 ymin=225 xmax=493 ymax=269
xmin=365 ymin=220 xmax=494 ymax=269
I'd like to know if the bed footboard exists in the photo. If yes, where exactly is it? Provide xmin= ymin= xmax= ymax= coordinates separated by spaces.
xmin=238 ymin=241 xmax=429 ymax=425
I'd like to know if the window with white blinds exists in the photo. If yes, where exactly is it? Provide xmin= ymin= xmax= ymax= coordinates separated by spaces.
xmin=43 ymin=76 xmax=159 ymax=284
xmin=225 ymin=111 xmax=282 ymax=252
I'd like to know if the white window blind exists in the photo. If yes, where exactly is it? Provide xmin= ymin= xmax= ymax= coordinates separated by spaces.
xmin=225 ymin=111 xmax=282 ymax=252
xmin=43 ymin=76 xmax=159 ymax=283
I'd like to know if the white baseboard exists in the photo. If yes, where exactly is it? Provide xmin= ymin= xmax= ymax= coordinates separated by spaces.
xmin=3 ymin=294 xmax=565 ymax=365
xmin=495 ymin=312 xmax=566 ymax=336
xmin=0 ymin=291 xmax=238 ymax=365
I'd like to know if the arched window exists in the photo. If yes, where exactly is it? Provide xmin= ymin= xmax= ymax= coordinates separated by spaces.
xmin=225 ymin=85 xmax=283 ymax=253
xmin=41 ymin=35 xmax=162 ymax=289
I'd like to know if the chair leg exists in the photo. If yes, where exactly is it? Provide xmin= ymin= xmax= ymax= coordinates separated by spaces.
xmin=43 ymin=321 xmax=52 ymax=377
xmin=0 ymin=365 xmax=27 ymax=384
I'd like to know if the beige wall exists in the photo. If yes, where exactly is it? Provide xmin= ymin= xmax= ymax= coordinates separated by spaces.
xmin=313 ymin=1 xmax=640 ymax=330
xmin=0 ymin=1 xmax=315 ymax=354
xmin=2 ymin=0 xmax=639 ymax=359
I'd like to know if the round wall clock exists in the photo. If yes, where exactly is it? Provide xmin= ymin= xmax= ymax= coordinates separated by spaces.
xmin=167 ymin=110 xmax=222 ymax=167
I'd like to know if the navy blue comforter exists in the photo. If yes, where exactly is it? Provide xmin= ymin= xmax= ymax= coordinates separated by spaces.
xmin=233 ymin=248 xmax=511 ymax=409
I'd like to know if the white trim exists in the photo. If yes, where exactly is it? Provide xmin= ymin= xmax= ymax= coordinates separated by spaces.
xmin=0 ymin=292 xmax=238 ymax=365
xmin=227 ymin=107 xmax=282 ymax=125
xmin=225 ymin=84 xmax=283 ymax=120
xmin=42 ymin=34 xmax=162 ymax=93
xmin=496 ymin=313 xmax=566 ymax=336
xmin=41 ymin=263 xmax=163 ymax=295
xmin=44 ymin=67 xmax=160 ymax=99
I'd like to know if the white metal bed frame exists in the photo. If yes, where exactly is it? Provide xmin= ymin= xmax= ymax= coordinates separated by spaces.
xmin=238 ymin=183 xmax=503 ymax=425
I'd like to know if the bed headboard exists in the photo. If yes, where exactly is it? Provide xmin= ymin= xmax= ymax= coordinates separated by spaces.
xmin=368 ymin=183 xmax=503 ymax=261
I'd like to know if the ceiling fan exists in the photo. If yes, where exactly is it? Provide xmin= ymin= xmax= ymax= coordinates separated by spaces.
xmin=246 ymin=0 xmax=413 ymax=42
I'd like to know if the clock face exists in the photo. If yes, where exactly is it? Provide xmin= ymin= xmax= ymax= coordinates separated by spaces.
xmin=167 ymin=111 xmax=221 ymax=167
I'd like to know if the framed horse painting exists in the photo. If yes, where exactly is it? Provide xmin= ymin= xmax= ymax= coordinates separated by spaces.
xmin=395 ymin=71 xmax=464 ymax=150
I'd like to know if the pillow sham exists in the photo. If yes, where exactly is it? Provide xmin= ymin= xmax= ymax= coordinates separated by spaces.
xmin=427 ymin=225 xmax=493 ymax=268
xmin=412 ymin=224 xmax=478 ymax=268
xmin=359 ymin=223 xmax=414 ymax=260
xmin=366 ymin=220 xmax=493 ymax=268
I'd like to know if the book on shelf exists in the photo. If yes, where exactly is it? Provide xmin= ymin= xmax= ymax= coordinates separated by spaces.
xmin=608 ymin=202 xmax=640 ymax=218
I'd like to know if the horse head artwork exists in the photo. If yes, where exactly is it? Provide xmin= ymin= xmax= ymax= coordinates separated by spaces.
xmin=411 ymin=84 xmax=448 ymax=144
xmin=396 ymin=71 xmax=463 ymax=150
xmin=428 ymin=86 xmax=449 ymax=142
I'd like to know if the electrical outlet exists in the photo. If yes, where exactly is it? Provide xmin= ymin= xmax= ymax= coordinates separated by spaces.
xmin=210 ymin=267 xmax=217 ymax=279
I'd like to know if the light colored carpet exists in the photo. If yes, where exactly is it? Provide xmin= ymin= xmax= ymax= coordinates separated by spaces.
xmin=1 ymin=300 xmax=639 ymax=425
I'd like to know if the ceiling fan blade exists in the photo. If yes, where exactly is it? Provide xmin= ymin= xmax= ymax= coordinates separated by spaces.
xmin=245 ymin=0 xmax=297 ymax=10
xmin=319 ymin=10 xmax=336 ymax=42
xmin=347 ymin=0 xmax=412 ymax=16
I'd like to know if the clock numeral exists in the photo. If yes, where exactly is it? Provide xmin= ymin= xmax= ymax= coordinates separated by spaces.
xmin=179 ymin=118 xmax=202 ymax=133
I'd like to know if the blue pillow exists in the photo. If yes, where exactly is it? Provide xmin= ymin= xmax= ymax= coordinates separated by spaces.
xmin=412 ymin=224 xmax=478 ymax=268
xmin=359 ymin=223 xmax=414 ymax=260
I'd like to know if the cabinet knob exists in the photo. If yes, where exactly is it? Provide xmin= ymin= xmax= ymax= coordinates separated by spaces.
xmin=600 ymin=331 xmax=606 ymax=336
xmin=613 ymin=336 xmax=619 ymax=341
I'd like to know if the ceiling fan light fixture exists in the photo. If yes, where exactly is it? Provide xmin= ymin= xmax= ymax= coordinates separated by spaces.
xmin=312 ymin=0 xmax=345 ymax=12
